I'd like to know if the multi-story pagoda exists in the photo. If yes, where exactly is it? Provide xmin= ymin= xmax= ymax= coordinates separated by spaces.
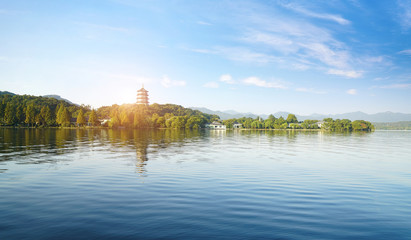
xmin=137 ymin=85 xmax=149 ymax=106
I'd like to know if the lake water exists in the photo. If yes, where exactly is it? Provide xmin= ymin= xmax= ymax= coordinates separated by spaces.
xmin=1 ymin=128 xmax=411 ymax=239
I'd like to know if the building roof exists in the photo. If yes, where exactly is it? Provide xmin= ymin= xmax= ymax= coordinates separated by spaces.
xmin=137 ymin=87 xmax=148 ymax=93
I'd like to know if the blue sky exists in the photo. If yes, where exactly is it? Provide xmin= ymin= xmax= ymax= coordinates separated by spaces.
xmin=1 ymin=0 xmax=411 ymax=115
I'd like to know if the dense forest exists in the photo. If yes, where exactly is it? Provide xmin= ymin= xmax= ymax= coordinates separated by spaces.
xmin=0 ymin=92 xmax=373 ymax=131
xmin=0 ymin=92 xmax=99 ymax=127
xmin=0 ymin=92 xmax=218 ymax=129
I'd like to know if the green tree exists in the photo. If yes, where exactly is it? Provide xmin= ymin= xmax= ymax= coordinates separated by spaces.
xmin=352 ymin=120 xmax=374 ymax=131
xmin=25 ymin=104 xmax=36 ymax=126
xmin=286 ymin=114 xmax=298 ymax=123
xmin=120 ymin=110 xmax=132 ymax=127
xmin=76 ymin=109 xmax=86 ymax=126
xmin=4 ymin=102 xmax=16 ymax=125
xmin=171 ymin=116 xmax=187 ymax=129
xmin=56 ymin=103 xmax=64 ymax=125
xmin=88 ymin=110 xmax=99 ymax=126
xmin=185 ymin=116 xmax=204 ymax=129
xmin=41 ymin=106 xmax=54 ymax=126
xmin=155 ymin=116 xmax=164 ymax=128
xmin=56 ymin=104 xmax=71 ymax=127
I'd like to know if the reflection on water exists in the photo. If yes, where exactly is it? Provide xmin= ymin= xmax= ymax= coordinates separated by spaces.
xmin=0 ymin=128 xmax=209 ymax=175
xmin=0 ymin=128 xmax=394 ymax=174
xmin=1 ymin=128 xmax=411 ymax=239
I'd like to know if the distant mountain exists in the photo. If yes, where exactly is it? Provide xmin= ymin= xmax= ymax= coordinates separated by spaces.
xmin=0 ymin=91 xmax=15 ymax=96
xmin=190 ymin=107 xmax=411 ymax=122
xmin=190 ymin=107 xmax=267 ymax=120
xmin=43 ymin=95 xmax=77 ymax=105
xmin=301 ymin=111 xmax=411 ymax=123
xmin=373 ymin=121 xmax=411 ymax=130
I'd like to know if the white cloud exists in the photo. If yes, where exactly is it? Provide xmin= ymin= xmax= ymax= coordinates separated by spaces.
xmin=197 ymin=21 xmax=212 ymax=26
xmin=398 ymin=49 xmax=411 ymax=55
xmin=219 ymin=74 xmax=235 ymax=84
xmin=187 ymin=46 xmax=279 ymax=64
xmin=108 ymin=74 xmax=151 ymax=83
xmin=295 ymin=88 xmax=327 ymax=94
xmin=74 ymin=22 xmax=130 ymax=33
xmin=292 ymin=63 xmax=310 ymax=71
xmin=365 ymin=56 xmax=384 ymax=63
xmin=243 ymin=77 xmax=287 ymax=89
xmin=242 ymin=32 xmax=296 ymax=54
xmin=377 ymin=83 xmax=411 ymax=89
xmin=203 ymin=82 xmax=219 ymax=88
xmin=0 ymin=56 xmax=9 ymax=62
xmin=327 ymin=69 xmax=363 ymax=78
xmin=300 ymin=43 xmax=349 ymax=69
xmin=398 ymin=0 xmax=411 ymax=30
xmin=346 ymin=89 xmax=358 ymax=95
xmin=279 ymin=2 xmax=350 ymax=25
xmin=161 ymin=75 xmax=186 ymax=88
xmin=239 ymin=14 xmax=355 ymax=72
xmin=216 ymin=47 xmax=279 ymax=64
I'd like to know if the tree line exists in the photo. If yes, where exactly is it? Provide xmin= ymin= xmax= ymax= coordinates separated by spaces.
xmin=222 ymin=113 xmax=374 ymax=131
xmin=0 ymin=93 xmax=373 ymax=131
xmin=102 ymin=103 xmax=218 ymax=129
xmin=0 ymin=93 xmax=218 ymax=129
xmin=0 ymin=93 xmax=99 ymax=127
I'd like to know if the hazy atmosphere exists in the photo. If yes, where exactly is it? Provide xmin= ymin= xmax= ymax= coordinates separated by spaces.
xmin=1 ymin=0 xmax=411 ymax=115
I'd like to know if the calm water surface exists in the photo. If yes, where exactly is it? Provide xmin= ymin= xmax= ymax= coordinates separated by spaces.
xmin=1 ymin=128 xmax=410 ymax=239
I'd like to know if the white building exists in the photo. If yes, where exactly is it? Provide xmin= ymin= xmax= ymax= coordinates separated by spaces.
xmin=206 ymin=121 xmax=226 ymax=130
xmin=233 ymin=121 xmax=242 ymax=129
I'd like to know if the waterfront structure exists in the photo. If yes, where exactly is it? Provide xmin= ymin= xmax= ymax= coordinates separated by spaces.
xmin=317 ymin=121 xmax=325 ymax=128
xmin=206 ymin=121 xmax=227 ymax=130
xmin=233 ymin=121 xmax=242 ymax=129
xmin=137 ymin=86 xmax=149 ymax=105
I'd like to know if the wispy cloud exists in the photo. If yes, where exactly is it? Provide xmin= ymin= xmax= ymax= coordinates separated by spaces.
xmin=236 ymin=11 xmax=362 ymax=75
xmin=219 ymin=74 xmax=235 ymax=84
xmin=197 ymin=21 xmax=212 ymax=26
xmin=346 ymin=89 xmax=358 ymax=95
xmin=242 ymin=31 xmax=296 ymax=54
xmin=295 ymin=88 xmax=327 ymax=94
xmin=216 ymin=47 xmax=279 ymax=64
xmin=397 ymin=0 xmax=411 ymax=30
xmin=376 ymin=83 xmax=411 ymax=89
xmin=161 ymin=75 xmax=186 ymax=88
xmin=300 ymin=43 xmax=350 ymax=69
xmin=188 ymin=48 xmax=218 ymax=54
xmin=203 ymin=82 xmax=219 ymax=88
xmin=0 ymin=9 xmax=26 ymax=15
xmin=0 ymin=56 xmax=9 ymax=62
xmin=187 ymin=46 xmax=279 ymax=64
xmin=108 ymin=74 xmax=152 ymax=83
xmin=74 ymin=22 xmax=130 ymax=33
xmin=243 ymin=77 xmax=287 ymax=89
xmin=327 ymin=69 xmax=363 ymax=78
xmin=398 ymin=49 xmax=411 ymax=55
xmin=279 ymin=2 xmax=350 ymax=25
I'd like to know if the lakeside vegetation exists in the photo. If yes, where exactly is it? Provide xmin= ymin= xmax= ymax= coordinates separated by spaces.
xmin=223 ymin=114 xmax=374 ymax=131
xmin=0 ymin=92 xmax=374 ymax=131
xmin=372 ymin=121 xmax=411 ymax=130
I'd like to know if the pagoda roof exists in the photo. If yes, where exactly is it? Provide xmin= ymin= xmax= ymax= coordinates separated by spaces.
xmin=137 ymin=88 xmax=148 ymax=92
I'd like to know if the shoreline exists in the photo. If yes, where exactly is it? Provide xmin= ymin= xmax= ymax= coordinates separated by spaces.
xmin=0 ymin=126 xmax=379 ymax=132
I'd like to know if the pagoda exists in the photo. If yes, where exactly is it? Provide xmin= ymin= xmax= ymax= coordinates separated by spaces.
xmin=137 ymin=85 xmax=149 ymax=106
